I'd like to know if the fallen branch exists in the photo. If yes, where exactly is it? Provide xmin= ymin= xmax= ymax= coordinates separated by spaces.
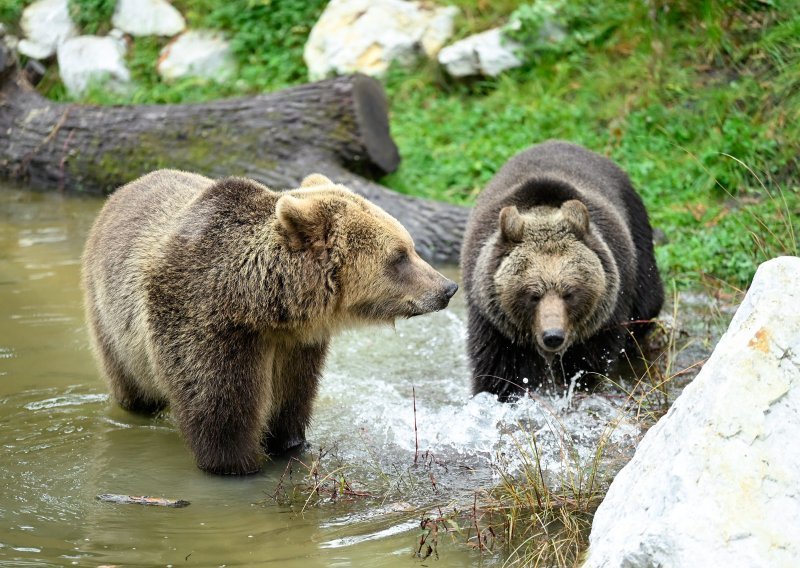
xmin=96 ymin=493 xmax=190 ymax=508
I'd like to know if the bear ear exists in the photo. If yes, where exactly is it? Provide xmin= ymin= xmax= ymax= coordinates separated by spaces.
xmin=275 ymin=194 xmax=327 ymax=250
xmin=499 ymin=205 xmax=525 ymax=243
xmin=300 ymin=173 xmax=334 ymax=188
xmin=561 ymin=200 xmax=590 ymax=238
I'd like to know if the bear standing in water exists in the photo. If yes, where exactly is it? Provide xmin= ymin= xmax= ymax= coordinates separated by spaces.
xmin=82 ymin=171 xmax=457 ymax=474
xmin=461 ymin=141 xmax=663 ymax=400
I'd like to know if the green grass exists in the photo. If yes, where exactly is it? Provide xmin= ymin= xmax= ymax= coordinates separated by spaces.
xmin=0 ymin=0 xmax=27 ymax=28
xmin=14 ymin=0 xmax=800 ymax=288
xmin=68 ymin=0 xmax=115 ymax=35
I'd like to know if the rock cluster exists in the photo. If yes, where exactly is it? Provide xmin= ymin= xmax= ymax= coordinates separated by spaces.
xmin=584 ymin=256 xmax=800 ymax=568
xmin=303 ymin=0 xmax=532 ymax=80
xmin=9 ymin=0 xmax=234 ymax=96
xmin=4 ymin=0 xmax=553 ymax=97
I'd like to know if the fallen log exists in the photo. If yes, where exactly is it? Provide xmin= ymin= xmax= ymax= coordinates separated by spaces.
xmin=0 ymin=43 xmax=468 ymax=264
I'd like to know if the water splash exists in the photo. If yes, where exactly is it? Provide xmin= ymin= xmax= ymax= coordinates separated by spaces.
xmin=309 ymin=295 xmax=642 ymax=497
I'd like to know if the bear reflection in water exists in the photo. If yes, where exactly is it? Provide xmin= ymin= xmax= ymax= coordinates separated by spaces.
xmin=461 ymin=141 xmax=664 ymax=401
xmin=81 ymin=171 xmax=457 ymax=474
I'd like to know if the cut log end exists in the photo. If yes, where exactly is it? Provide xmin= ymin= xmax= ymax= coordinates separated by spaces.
xmin=350 ymin=73 xmax=401 ymax=176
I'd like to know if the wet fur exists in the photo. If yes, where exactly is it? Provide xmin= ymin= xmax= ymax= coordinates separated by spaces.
xmin=82 ymin=170 xmax=456 ymax=474
xmin=461 ymin=141 xmax=664 ymax=400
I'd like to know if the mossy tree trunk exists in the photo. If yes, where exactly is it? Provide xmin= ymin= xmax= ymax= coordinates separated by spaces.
xmin=0 ymin=44 xmax=468 ymax=264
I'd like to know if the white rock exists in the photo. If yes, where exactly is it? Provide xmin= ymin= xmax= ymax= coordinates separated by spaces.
xmin=437 ymin=27 xmax=523 ymax=78
xmin=420 ymin=5 xmax=458 ymax=57
xmin=18 ymin=0 xmax=77 ymax=59
xmin=157 ymin=30 xmax=235 ymax=81
xmin=57 ymin=35 xmax=130 ymax=97
xmin=3 ymin=33 xmax=20 ymax=52
xmin=584 ymin=256 xmax=800 ymax=568
xmin=112 ymin=0 xmax=185 ymax=37
xmin=304 ymin=0 xmax=458 ymax=80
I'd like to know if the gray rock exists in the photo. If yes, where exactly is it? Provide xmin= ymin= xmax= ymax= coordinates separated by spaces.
xmin=584 ymin=256 xmax=800 ymax=568
xmin=17 ymin=0 xmax=77 ymax=59
xmin=57 ymin=35 xmax=130 ymax=97
xmin=157 ymin=30 xmax=236 ymax=81
xmin=437 ymin=27 xmax=523 ymax=78
xmin=112 ymin=0 xmax=185 ymax=37
xmin=304 ymin=0 xmax=458 ymax=80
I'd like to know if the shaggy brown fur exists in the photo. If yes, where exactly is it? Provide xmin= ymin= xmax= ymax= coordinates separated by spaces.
xmin=82 ymin=170 xmax=457 ymax=474
xmin=461 ymin=141 xmax=663 ymax=400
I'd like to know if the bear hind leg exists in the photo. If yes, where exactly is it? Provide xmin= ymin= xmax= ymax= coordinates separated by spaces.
xmin=89 ymin=322 xmax=166 ymax=414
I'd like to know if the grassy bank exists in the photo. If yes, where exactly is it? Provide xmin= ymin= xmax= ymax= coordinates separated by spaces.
xmin=7 ymin=0 xmax=798 ymax=289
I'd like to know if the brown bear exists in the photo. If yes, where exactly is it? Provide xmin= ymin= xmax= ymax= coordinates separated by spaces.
xmin=461 ymin=141 xmax=663 ymax=400
xmin=81 ymin=170 xmax=457 ymax=474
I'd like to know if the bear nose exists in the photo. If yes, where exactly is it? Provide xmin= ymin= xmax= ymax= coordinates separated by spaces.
xmin=443 ymin=281 xmax=458 ymax=299
xmin=542 ymin=329 xmax=565 ymax=350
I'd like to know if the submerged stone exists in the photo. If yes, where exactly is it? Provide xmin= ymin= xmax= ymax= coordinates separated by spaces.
xmin=584 ymin=256 xmax=800 ymax=568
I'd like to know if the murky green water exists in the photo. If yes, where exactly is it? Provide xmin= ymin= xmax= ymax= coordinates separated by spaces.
xmin=0 ymin=183 xmax=730 ymax=567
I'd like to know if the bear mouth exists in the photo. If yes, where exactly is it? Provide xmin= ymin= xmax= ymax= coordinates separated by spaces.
xmin=407 ymin=293 xmax=453 ymax=317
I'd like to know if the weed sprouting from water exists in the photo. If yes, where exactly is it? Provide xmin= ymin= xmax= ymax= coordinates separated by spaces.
xmin=268 ymin=446 xmax=378 ymax=511
xmin=476 ymin=407 xmax=613 ymax=567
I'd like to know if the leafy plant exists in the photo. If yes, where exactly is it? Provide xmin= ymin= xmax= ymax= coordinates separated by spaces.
xmin=0 ymin=0 xmax=28 ymax=31
xmin=68 ymin=0 xmax=116 ymax=35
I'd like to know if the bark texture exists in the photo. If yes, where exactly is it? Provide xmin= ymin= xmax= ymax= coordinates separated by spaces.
xmin=0 ymin=44 xmax=468 ymax=263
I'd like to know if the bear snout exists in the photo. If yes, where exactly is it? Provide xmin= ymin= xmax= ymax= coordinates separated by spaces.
xmin=535 ymin=293 xmax=570 ymax=353
xmin=410 ymin=277 xmax=458 ymax=315
xmin=444 ymin=280 xmax=458 ymax=300
xmin=542 ymin=328 xmax=566 ymax=350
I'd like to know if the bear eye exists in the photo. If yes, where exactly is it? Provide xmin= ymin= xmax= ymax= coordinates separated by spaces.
xmin=389 ymin=248 xmax=408 ymax=266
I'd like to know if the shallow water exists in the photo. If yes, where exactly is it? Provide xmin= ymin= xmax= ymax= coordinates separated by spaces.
xmin=0 ymin=184 xmax=731 ymax=567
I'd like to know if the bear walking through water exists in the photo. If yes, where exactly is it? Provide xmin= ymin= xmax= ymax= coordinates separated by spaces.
xmin=82 ymin=171 xmax=457 ymax=474
xmin=461 ymin=141 xmax=663 ymax=400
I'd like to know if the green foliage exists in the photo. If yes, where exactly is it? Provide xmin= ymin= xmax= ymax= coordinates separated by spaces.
xmin=0 ymin=0 xmax=27 ymax=30
xmin=507 ymin=0 xmax=629 ymax=58
xmin=68 ymin=0 xmax=116 ymax=35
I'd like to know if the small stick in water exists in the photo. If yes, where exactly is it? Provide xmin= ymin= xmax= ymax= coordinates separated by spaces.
xmin=96 ymin=494 xmax=190 ymax=508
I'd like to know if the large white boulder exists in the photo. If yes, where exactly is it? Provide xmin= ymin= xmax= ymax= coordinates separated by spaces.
xmin=57 ymin=35 xmax=130 ymax=97
xmin=437 ymin=27 xmax=523 ymax=78
xmin=584 ymin=256 xmax=800 ymax=568
xmin=112 ymin=0 xmax=185 ymax=37
xmin=17 ymin=0 xmax=77 ymax=60
xmin=304 ymin=0 xmax=458 ymax=80
xmin=157 ymin=30 xmax=236 ymax=81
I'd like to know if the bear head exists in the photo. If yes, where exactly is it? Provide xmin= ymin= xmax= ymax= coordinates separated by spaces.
xmin=488 ymin=199 xmax=616 ymax=359
xmin=274 ymin=174 xmax=458 ymax=326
